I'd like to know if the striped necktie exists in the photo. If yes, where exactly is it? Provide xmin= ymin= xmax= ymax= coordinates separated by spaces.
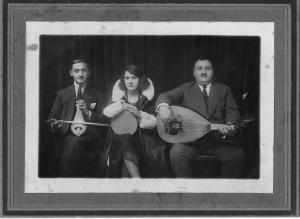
xmin=77 ymin=85 xmax=83 ymax=100
xmin=202 ymin=85 xmax=209 ymax=112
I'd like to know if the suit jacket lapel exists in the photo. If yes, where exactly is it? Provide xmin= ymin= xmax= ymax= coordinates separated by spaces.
xmin=65 ymin=85 xmax=76 ymax=121
xmin=207 ymin=83 xmax=219 ymax=119
xmin=190 ymin=82 xmax=208 ymax=118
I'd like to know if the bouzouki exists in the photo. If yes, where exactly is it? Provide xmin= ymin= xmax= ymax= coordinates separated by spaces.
xmin=157 ymin=106 xmax=254 ymax=144
xmin=48 ymin=110 xmax=138 ymax=136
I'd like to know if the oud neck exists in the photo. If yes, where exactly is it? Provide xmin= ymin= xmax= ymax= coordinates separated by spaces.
xmin=210 ymin=123 xmax=233 ymax=130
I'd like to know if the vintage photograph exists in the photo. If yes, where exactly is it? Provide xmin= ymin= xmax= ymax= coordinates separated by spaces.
xmin=39 ymin=35 xmax=260 ymax=179
xmin=24 ymin=22 xmax=274 ymax=193
xmin=4 ymin=1 xmax=297 ymax=215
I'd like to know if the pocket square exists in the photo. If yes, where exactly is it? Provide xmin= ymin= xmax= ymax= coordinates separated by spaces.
xmin=90 ymin=103 xmax=96 ymax=109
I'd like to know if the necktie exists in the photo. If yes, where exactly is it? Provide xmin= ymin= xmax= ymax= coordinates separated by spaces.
xmin=202 ymin=85 xmax=209 ymax=112
xmin=77 ymin=85 xmax=83 ymax=100
xmin=73 ymin=86 xmax=83 ymax=120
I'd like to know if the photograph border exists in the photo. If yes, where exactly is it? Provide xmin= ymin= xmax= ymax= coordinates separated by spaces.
xmin=2 ymin=0 xmax=299 ymax=216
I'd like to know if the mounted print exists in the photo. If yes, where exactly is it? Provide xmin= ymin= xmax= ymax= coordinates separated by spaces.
xmin=2 ymin=0 xmax=298 ymax=216
xmin=27 ymin=21 xmax=271 ymax=193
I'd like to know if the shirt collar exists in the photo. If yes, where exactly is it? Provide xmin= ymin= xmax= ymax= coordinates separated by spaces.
xmin=74 ymin=82 xmax=87 ymax=91
xmin=198 ymin=83 xmax=212 ymax=94
xmin=198 ymin=83 xmax=211 ymax=89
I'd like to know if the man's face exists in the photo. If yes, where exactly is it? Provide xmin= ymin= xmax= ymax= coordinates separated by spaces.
xmin=193 ymin=59 xmax=214 ymax=85
xmin=70 ymin=62 xmax=90 ymax=85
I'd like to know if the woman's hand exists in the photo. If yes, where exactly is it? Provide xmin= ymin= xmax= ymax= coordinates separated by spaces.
xmin=125 ymin=104 xmax=141 ymax=119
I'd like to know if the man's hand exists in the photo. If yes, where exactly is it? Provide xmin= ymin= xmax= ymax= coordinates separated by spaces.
xmin=76 ymin=100 xmax=89 ymax=116
xmin=50 ymin=119 xmax=63 ymax=130
xmin=125 ymin=104 xmax=141 ymax=118
xmin=158 ymin=105 xmax=172 ymax=121
xmin=217 ymin=124 xmax=235 ymax=135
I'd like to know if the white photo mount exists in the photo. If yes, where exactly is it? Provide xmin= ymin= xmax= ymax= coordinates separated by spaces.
xmin=25 ymin=21 xmax=274 ymax=193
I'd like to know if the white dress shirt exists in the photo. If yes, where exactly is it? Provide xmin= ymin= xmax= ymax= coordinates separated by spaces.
xmin=198 ymin=83 xmax=211 ymax=96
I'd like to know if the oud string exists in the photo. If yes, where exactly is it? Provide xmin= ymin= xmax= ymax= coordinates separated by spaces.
xmin=159 ymin=119 xmax=210 ymax=125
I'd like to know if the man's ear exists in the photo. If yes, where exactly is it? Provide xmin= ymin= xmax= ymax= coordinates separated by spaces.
xmin=192 ymin=69 xmax=196 ymax=77
xmin=69 ymin=70 xmax=73 ymax=77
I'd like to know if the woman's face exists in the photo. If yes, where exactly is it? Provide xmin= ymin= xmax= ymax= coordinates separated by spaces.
xmin=124 ymin=71 xmax=139 ymax=91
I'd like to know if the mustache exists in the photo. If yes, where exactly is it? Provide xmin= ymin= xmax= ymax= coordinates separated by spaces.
xmin=200 ymin=73 xmax=207 ymax=77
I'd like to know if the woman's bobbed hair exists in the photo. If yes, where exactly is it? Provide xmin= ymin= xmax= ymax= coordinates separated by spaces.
xmin=119 ymin=65 xmax=150 ymax=92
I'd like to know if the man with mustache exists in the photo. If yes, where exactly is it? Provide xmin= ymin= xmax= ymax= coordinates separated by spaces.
xmin=155 ymin=57 xmax=245 ymax=178
xmin=47 ymin=59 xmax=108 ymax=177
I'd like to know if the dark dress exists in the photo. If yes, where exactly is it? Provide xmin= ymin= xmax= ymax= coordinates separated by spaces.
xmin=102 ymin=95 xmax=171 ymax=178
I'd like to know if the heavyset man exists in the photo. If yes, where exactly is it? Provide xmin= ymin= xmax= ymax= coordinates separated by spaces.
xmin=155 ymin=57 xmax=245 ymax=178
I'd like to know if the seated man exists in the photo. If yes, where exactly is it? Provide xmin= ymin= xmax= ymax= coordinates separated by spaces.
xmin=155 ymin=57 xmax=245 ymax=178
xmin=47 ymin=59 xmax=108 ymax=177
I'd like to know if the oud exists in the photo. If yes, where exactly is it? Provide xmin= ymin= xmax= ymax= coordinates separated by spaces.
xmin=157 ymin=106 xmax=254 ymax=144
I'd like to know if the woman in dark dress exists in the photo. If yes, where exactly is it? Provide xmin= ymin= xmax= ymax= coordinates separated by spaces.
xmin=102 ymin=65 xmax=170 ymax=178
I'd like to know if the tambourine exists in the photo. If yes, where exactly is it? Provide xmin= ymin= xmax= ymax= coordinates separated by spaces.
xmin=111 ymin=110 xmax=138 ymax=135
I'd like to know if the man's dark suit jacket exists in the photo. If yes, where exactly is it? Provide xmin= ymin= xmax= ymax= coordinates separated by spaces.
xmin=47 ymin=84 xmax=108 ymax=157
xmin=155 ymin=81 xmax=240 ymax=125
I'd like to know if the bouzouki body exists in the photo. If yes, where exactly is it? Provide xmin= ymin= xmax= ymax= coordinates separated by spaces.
xmin=71 ymin=108 xmax=87 ymax=136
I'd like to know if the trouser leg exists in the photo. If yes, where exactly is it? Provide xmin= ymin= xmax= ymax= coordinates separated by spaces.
xmin=170 ymin=143 xmax=200 ymax=178
xmin=212 ymin=142 xmax=245 ymax=178
xmin=59 ymin=136 xmax=86 ymax=177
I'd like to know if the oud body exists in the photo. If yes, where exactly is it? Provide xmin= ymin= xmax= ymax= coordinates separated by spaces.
xmin=157 ymin=106 xmax=242 ymax=144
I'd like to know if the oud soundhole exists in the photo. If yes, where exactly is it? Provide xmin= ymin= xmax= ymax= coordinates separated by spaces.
xmin=164 ymin=120 xmax=183 ymax=135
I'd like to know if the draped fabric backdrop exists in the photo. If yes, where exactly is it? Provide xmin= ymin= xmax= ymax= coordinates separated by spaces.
xmin=39 ymin=35 xmax=260 ymax=178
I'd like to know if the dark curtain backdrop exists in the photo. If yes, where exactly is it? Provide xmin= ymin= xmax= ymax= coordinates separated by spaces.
xmin=39 ymin=35 xmax=260 ymax=178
